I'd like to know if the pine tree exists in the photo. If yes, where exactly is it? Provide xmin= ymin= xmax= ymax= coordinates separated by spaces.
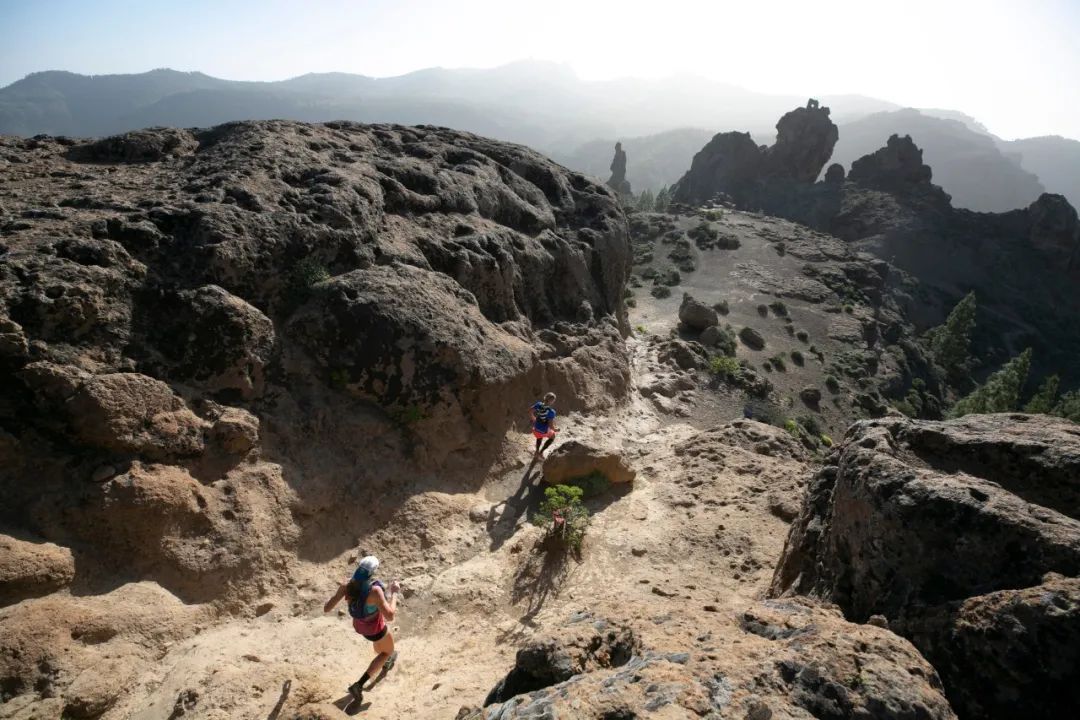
xmin=949 ymin=348 xmax=1031 ymax=418
xmin=636 ymin=189 xmax=655 ymax=212
xmin=1024 ymin=374 xmax=1060 ymax=414
xmin=654 ymin=185 xmax=671 ymax=212
xmin=931 ymin=292 xmax=977 ymax=381
xmin=1054 ymin=390 xmax=1080 ymax=422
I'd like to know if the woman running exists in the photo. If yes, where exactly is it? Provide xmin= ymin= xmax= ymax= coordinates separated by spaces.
xmin=323 ymin=555 xmax=400 ymax=705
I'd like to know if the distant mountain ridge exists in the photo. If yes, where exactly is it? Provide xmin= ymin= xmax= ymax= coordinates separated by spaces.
xmin=0 ymin=63 xmax=896 ymax=150
xmin=3 ymin=64 xmax=1078 ymax=211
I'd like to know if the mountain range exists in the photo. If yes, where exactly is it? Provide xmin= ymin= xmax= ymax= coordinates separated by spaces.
xmin=1 ymin=62 xmax=1078 ymax=210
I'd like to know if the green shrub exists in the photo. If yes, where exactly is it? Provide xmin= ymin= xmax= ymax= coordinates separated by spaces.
xmin=710 ymin=355 xmax=741 ymax=379
xmin=790 ymin=350 xmax=805 ymax=366
xmin=796 ymin=330 xmax=809 ymax=342
xmin=824 ymin=375 xmax=840 ymax=393
xmin=820 ymin=434 xmax=834 ymax=447
xmin=770 ymin=354 xmax=787 ymax=372
xmin=650 ymin=285 xmax=672 ymax=299
xmin=768 ymin=301 xmax=788 ymax=317
xmin=534 ymin=484 xmax=589 ymax=552
xmin=756 ymin=304 xmax=769 ymax=317
xmin=566 ymin=470 xmax=611 ymax=498
xmin=714 ymin=300 xmax=730 ymax=315
xmin=843 ymin=304 xmax=854 ymax=314
xmin=635 ymin=325 xmax=648 ymax=335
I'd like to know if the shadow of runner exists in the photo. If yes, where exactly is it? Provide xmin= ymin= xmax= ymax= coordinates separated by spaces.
xmin=486 ymin=459 xmax=545 ymax=551
xmin=266 ymin=679 xmax=291 ymax=720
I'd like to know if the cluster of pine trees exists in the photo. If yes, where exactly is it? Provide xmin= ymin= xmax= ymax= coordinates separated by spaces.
xmin=632 ymin=186 xmax=673 ymax=213
xmin=926 ymin=292 xmax=1079 ymax=421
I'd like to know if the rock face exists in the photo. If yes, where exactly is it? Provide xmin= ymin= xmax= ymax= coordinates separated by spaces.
xmin=481 ymin=603 xmax=956 ymax=719
xmin=606 ymin=141 xmax=631 ymax=196
xmin=0 ymin=534 xmax=76 ymax=605
xmin=0 ymin=122 xmax=632 ymax=702
xmin=673 ymin=99 xmax=838 ymax=205
xmin=771 ymin=413 xmax=1080 ymax=719
xmin=673 ymin=104 xmax=1080 ymax=386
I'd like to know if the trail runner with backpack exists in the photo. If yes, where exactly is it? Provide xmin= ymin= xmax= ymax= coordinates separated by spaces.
xmin=324 ymin=556 xmax=400 ymax=706
xmin=531 ymin=392 xmax=559 ymax=460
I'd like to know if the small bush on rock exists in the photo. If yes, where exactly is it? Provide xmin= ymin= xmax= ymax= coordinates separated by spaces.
xmin=710 ymin=355 xmax=741 ymax=379
xmin=534 ymin=484 xmax=589 ymax=553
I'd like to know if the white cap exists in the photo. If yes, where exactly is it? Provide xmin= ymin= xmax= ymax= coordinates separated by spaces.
xmin=353 ymin=555 xmax=379 ymax=579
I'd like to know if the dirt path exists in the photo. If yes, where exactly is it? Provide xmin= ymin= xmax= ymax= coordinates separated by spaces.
xmin=106 ymin=334 xmax=808 ymax=719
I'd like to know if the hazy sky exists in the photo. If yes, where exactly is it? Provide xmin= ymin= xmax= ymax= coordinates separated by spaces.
xmin=1 ymin=0 xmax=1077 ymax=139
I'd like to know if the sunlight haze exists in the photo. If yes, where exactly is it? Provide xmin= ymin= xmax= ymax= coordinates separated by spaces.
xmin=1 ymin=0 xmax=1077 ymax=139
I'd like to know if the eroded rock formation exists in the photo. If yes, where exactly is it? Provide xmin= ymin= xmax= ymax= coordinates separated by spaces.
xmin=673 ymin=99 xmax=838 ymax=205
xmin=606 ymin=141 xmax=631 ymax=196
xmin=771 ymin=413 xmax=1080 ymax=718
xmin=0 ymin=121 xmax=633 ymax=705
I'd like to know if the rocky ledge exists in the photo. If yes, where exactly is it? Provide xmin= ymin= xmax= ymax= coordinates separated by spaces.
xmin=771 ymin=413 xmax=1080 ymax=718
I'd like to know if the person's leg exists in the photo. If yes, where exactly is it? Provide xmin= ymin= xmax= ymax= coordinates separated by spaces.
xmin=365 ymin=632 xmax=396 ymax=678
xmin=540 ymin=436 xmax=555 ymax=454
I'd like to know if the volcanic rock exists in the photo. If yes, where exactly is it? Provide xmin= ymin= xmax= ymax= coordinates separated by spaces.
xmin=0 ymin=534 xmax=75 ymax=606
xmin=541 ymin=440 xmax=636 ymax=485
xmin=673 ymin=100 xmax=837 ymax=205
xmin=678 ymin=292 xmax=719 ymax=332
xmin=823 ymin=163 xmax=845 ymax=183
xmin=482 ymin=601 xmax=956 ymax=719
xmin=771 ymin=413 xmax=1080 ymax=719
xmin=607 ymin=141 xmax=631 ymax=196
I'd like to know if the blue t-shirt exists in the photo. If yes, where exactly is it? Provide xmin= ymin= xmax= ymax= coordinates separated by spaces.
xmin=532 ymin=401 xmax=556 ymax=432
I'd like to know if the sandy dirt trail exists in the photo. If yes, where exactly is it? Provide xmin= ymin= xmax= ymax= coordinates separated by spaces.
xmin=106 ymin=335 xmax=804 ymax=719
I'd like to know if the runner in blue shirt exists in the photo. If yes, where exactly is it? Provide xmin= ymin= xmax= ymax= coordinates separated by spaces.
xmin=530 ymin=392 xmax=558 ymax=460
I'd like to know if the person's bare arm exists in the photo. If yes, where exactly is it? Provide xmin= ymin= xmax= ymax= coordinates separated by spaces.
xmin=372 ymin=582 xmax=400 ymax=621
xmin=324 ymin=582 xmax=347 ymax=613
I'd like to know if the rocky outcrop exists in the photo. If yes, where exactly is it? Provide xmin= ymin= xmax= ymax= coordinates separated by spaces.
xmin=824 ymin=163 xmax=845 ymax=183
xmin=541 ymin=440 xmax=636 ymax=485
xmin=766 ymin=100 xmax=840 ymax=184
xmin=673 ymin=99 xmax=838 ymax=205
xmin=771 ymin=413 xmax=1080 ymax=719
xmin=0 ymin=121 xmax=633 ymax=705
xmin=606 ymin=141 xmax=631 ymax=196
xmin=481 ymin=602 xmax=956 ymax=719
xmin=0 ymin=534 xmax=75 ymax=605
xmin=677 ymin=292 xmax=718 ymax=332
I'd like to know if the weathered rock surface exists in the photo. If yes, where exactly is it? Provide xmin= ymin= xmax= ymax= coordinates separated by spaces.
xmin=541 ymin=440 xmax=636 ymax=485
xmin=0 ymin=534 xmax=75 ymax=606
xmin=771 ymin=413 xmax=1080 ymax=719
xmin=673 ymin=100 xmax=838 ymax=205
xmin=606 ymin=141 xmax=631 ymax=196
xmin=0 ymin=121 xmax=633 ymax=708
xmin=677 ymin=292 xmax=719 ymax=332
xmin=482 ymin=602 xmax=956 ymax=719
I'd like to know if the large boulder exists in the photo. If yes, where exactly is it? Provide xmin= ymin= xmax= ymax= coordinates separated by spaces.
xmin=542 ymin=440 xmax=636 ymax=485
xmin=765 ymin=100 xmax=840 ymax=184
xmin=771 ymin=413 xmax=1080 ymax=719
xmin=678 ymin=293 xmax=718 ymax=332
xmin=482 ymin=602 xmax=956 ymax=719
xmin=144 ymin=284 xmax=276 ymax=400
xmin=0 ymin=534 xmax=75 ymax=606
xmin=65 ymin=373 xmax=208 ymax=460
